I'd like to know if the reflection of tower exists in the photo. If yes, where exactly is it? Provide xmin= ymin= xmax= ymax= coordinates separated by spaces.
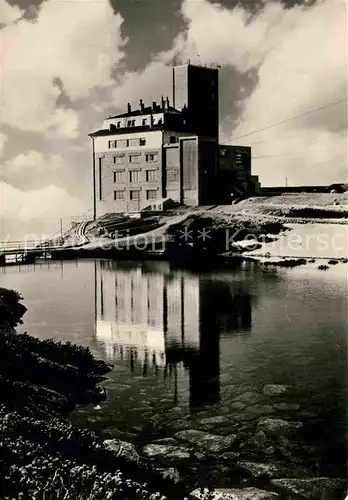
xmin=188 ymin=282 xmax=220 ymax=410
xmin=232 ymin=294 xmax=252 ymax=331
xmin=212 ymin=284 xmax=252 ymax=333
xmin=94 ymin=262 xmax=253 ymax=411
xmin=164 ymin=273 xmax=221 ymax=411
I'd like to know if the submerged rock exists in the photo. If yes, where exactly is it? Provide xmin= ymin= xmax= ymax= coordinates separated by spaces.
xmin=263 ymin=384 xmax=288 ymax=396
xmin=169 ymin=419 xmax=192 ymax=431
xmin=142 ymin=444 xmax=190 ymax=461
xmin=270 ymin=477 xmax=347 ymax=499
xmin=174 ymin=429 xmax=237 ymax=454
xmin=152 ymin=437 xmax=179 ymax=445
xmin=229 ymin=401 xmax=247 ymax=412
xmin=103 ymin=438 xmax=140 ymax=462
xmin=199 ymin=416 xmax=231 ymax=426
xmin=242 ymin=404 xmax=275 ymax=420
xmin=273 ymin=402 xmax=300 ymax=411
xmin=257 ymin=418 xmax=303 ymax=436
xmin=243 ymin=430 xmax=267 ymax=450
xmin=191 ymin=487 xmax=279 ymax=499
xmin=102 ymin=382 xmax=131 ymax=392
xmin=235 ymin=391 xmax=263 ymax=405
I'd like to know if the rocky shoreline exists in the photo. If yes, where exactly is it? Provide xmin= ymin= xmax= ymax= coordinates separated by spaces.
xmin=0 ymin=288 xmax=346 ymax=499
xmin=0 ymin=288 xmax=187 ymax=499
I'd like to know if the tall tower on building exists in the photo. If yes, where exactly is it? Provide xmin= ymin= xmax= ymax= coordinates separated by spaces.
xmin=173 ymin=64 xmax=219 ymax=141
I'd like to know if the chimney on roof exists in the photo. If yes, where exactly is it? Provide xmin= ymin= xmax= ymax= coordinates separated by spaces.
xmin=152 ymin=101 xmax=157 ymax=111
xmin=165 ymin=96 xmax=170 ymax=110
xmin=139 ymin=99 xmax=144 ymax=112
xmin=127 ymin=102 xmax=131 ymax=113
xmin=161 ymin=96 xmax=165 ymax=110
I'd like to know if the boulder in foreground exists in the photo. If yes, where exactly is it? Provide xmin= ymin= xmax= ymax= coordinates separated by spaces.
xmin=270 ymin=478 xmax=347 ymax=499
xmin=191 ymin=487 xmax=279 ymax=499
xmin=174 ymin=429 xmax=237 ymax=454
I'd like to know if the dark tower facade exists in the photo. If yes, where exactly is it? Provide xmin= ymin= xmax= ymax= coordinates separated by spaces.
xmin=173 ymin=64 xmax=219 ymax=142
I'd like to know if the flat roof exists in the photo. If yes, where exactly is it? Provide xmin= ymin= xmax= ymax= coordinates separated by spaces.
xmin=89 ymin=123 xmax=164 ymax=137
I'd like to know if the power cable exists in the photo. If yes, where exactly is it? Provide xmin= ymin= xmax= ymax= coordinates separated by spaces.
xmin=223 ymin=99 xmax=347 ymax=144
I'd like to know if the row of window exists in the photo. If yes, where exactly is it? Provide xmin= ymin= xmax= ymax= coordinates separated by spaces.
xmin=108 ymin=138 xmax=147 ymax=148
xmin=113 ymin=170 xmax=158 ymax=183
xmin=111 ymin=116 xmax=165 ymax=130
xmin=113 ymin=152 xmax=158 ymax=164
xmin=108 ymin=136 xmax=178 ymax=149
xmin=114 ymin=190 xmax=157 ymax=201
xmin=113 ymin=169 xmax=179 ymax=183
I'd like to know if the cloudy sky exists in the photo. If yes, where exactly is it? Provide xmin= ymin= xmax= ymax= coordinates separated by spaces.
xmin=0 ymin=0 xmax=347 ymax=239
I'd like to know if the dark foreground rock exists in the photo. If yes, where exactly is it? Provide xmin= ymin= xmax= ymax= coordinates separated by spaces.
xmin=270 ymin=477 xmax=347 ymax=499
xmin=191 ymin=487 xmax=279 ymax=499
xmin=236 ymin=461 xmax=312 ymax=480
xmin=0 ymin=289 xmax=188 ymax=500
xmin=143 ymin=444 xmax=191 ymax=461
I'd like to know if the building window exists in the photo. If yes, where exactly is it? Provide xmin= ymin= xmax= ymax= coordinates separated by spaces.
xmin=114 ymin=190 xmax=124 ymax=200
xmin=108 ymin=140 xmax=116 ymax=148
xmin=169 ymin=136 xmax=177 ymax=144
xmin=113 ymin=155 xmax=124 ymax=164
xmin=146 ymin=153 xmax=158 ymax=162
xmin=127 ymin=120 xmax=132 ymax=127
xmin=146 ymin=169 xmax=157 ymax=182
xmin=131 ymin=120 xmax=136 ymax=126
xmin=128 ymin=138 xmax=139 ymax=148
xmin=129 ymin=154 xmax=140 ymax=163
xmin=98 ymin=158 xmax=102 ymax=200
xmin=117 ymin=121 xmax=121 ymax=128
xmin=146 ymin=190 xmax=157 ymax=200
xmin=113 ymin=171 xmax=124 ymax=183
xmin=130 ymin=190 xmax=140 ymax=201
xmin=167 ymin=169 xmax=179 ymax=182
xmin=142 ymin=119 xmax=147 ymax=126
xmin=117 ymin=139 xmax=127 ymax=148
xmin=140 ymin=138 xmax=146 ymax=146
xmin=129 ymin=170 xmax=140 ymax=183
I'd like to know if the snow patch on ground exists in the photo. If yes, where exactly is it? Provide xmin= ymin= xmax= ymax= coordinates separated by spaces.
xmin=245 ymin=223 xmax=348 ymax=260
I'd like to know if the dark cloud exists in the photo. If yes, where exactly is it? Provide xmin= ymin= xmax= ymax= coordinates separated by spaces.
xmin=111 ymin=0 xmax=186 ymax=71
xmin=219 ymin=65 xmax=259 ymax=138
xmin=1 ymin=0 xmax=346 ymax=239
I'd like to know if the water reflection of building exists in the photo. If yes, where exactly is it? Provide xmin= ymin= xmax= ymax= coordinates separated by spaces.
xmin=94 ymin=261 xmax=252 ymax=410
xmin=96 ymin=263 xmax=167 ymax=370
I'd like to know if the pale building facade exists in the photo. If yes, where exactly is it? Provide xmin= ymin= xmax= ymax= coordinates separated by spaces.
xmin=90 ymin=64 xmax=259 ymax=217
